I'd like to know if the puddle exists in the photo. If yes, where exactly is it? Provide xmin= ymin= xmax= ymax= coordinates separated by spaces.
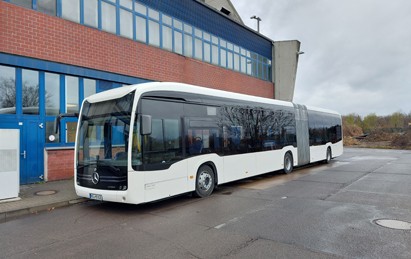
xmin=35 ymin=190 xmax=57 ymax=196
xmin=348 ymin=156 xmax=397 ymax=161
xmin=374 ymin=219 xmax=411 ymax=230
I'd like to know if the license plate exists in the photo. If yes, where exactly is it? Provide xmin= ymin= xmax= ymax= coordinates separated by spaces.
xmin=89 ymin=193 xmax=103 ymax=201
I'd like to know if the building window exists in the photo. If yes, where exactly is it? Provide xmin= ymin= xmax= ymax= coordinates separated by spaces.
xmin=45 ymin=72 xmax=60 ymax=116
xmin=65 ymin=76 xmax=79 ymax=113
xmin=66 ymin=122 xmax=77 ymax=143
xmin=220 ymin=49 xmax=227 ymax=68
xmin=174 ymin=30 xmax=183 ymax=55
xmin=37 ymin=0 xmax=56 ymax=16
xmin=240 ymin=56 xmax=246 ymax=74
xmin=135 ymin=15 xmax=147 ymax=43
xmin=22 ymin=69 xmax=39 ymax=115
xmin=0 ymin=65 xmax=16 ymax=114
xmin=204 ymin=42 xmax=211 ymax=63
xmin=120 ymin=8 xmax=133 ymax=39
xmin=62 ymin=0 xmax=80 ymax=23
xmin=194 ymin=38 xmax=202 ymax=60
xmin=102 ymin=1 xmax=117 ymax=34
xmin=120 ymin=0 xmax=132 ymax=9
xmin=135 ymin=2 xmax=146 ymax=15
xmin=10 ymin=0 xmax=32 ymax=8
xmin=84 ymin=0 xmax=98 ymax=28
xmin=162 ymin=25 xmax=172 ymax=51
xmin=148 ymin=20 xmax=160 ymax=47
xmin=84 ymin=79 xmax=96 ymax=98
xmin=46 ymin=121 xmax=60 ymax=143
xmin=234 ymin=53 xmax=240 ymax=72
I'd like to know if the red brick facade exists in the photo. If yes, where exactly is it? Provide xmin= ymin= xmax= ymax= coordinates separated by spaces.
xmin=1 ymin=2 xmax=275 ymax=181
xmin=46 ymin=149 xmax=74 ymax=181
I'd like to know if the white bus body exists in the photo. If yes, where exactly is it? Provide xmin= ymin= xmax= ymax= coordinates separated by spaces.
xmin=74 ymin=82 xmax=343 ymax=204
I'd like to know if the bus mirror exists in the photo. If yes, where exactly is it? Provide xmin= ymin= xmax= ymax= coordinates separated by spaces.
xmin=141 ymin=115 xmax=152 ymax=135
xmin=54 ymin=113 xmax=79 ymax=134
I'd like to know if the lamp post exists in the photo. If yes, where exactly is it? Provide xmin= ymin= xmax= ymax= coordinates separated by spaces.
xmin=250 ymin=15 xmax=262 ymax=33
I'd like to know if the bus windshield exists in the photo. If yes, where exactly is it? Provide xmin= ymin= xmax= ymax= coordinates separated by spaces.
xmin=76 ymin=92 xmax=135 ymax=190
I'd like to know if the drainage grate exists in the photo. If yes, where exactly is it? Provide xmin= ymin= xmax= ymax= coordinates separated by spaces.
xmin=35 ymin=190 xmax=57 ymax=196
xmin=374 ymin=219 xmax=411 ymax=230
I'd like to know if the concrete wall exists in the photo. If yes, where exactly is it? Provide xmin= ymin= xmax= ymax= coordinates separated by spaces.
xmin=273 ymin=40 xmax=301 ymax=102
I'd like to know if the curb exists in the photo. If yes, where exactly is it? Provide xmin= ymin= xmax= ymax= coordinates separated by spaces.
xmin=0 ymin=198 xmax=88 ymax=223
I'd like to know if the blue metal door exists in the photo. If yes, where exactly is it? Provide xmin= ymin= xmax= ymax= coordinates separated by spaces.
xmin=21 ymin=119 xmax=44 ymax=184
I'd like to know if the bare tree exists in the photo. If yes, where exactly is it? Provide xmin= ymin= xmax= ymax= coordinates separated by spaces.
xmin=0 ymin=78 xmax=16 ymax=108
xmin=0 ymin=77 xmax=52 ymax=112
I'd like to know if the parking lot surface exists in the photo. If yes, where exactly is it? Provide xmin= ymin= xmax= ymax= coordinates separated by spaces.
xmin=1 ymin=148 xmax=410 ymax=258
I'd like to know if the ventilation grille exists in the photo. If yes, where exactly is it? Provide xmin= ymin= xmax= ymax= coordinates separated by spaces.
xmin=0 ymin=149 xmax=17 ymax=172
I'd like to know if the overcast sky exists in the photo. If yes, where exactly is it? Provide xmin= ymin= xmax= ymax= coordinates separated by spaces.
xmin=233 ymin=0 xmax=411 ymax=117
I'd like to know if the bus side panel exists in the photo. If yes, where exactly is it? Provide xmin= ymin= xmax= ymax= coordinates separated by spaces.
xmin=256 ymin=150 xmax=282 ymax=174
xmin=125 ymin=171 xmax=146 ymax=204
xmin=310 ymin=145 xmax=329 ymax=163
xmin=310 ymin=141 xmax=343 ymax=163
xmin=331 ymin=141 xmax=344 ymax=158
xmin=222 ymin=153 xmax=256 ymax=183
xmin=255 ymin=147 xmax=298 ymax=174
xmin=143 ymin=161 xmax=188 ymax=203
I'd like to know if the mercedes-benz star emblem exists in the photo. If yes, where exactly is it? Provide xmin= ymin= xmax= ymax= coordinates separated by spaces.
xmin=91 ymin=172 xmax=100 ymax=185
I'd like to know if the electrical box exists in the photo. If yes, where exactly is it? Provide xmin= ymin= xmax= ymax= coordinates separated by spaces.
xmin=0 ymin=129 xmax=19 ymax=200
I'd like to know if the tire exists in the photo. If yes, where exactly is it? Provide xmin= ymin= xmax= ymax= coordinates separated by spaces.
xmin=325 ymin=147 xmax=332 ymax=164
xmin=195 ymin=165 xmax=215 ymax=198
xmin=283 ymin=152 xmax=294 ymax=174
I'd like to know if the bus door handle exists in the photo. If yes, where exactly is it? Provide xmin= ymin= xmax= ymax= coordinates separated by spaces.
xmin=21 ymin=150 xmax=26 ymax=159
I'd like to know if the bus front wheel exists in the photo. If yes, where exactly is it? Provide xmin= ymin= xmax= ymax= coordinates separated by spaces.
xmin=283 ymin=152 xmax=294 ymax=174
xmin=195 ymin=165 xmax=215 ymax=198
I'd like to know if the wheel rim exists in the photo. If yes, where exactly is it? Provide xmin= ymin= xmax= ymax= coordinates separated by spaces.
xmin=327 ymin=149 xmax=331 ymax=162
xmin=285 ymin=156 xmax=292 ymax=171
xmin=198 ymin=171 xmax=212 ymax=191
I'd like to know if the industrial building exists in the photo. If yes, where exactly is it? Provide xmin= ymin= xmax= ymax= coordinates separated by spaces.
xmin=0 ymin=0 xmax=300 ymax=187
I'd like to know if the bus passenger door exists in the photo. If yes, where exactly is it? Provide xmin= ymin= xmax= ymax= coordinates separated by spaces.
xmin=140 ymin=99 xmax=187 ymax=202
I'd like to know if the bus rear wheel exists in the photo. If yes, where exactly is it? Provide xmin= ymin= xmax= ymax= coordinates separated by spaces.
xmin=195 ymin=165 xmax=215 ymax=198
xmin=283 ymin=152 xmax=294 ymax=174
xmin=325 ymin=147 xmax=332 ymax=164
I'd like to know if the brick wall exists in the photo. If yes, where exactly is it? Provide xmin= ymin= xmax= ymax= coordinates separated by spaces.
xmin=46 ymin=149 xmax=74 ymax=181
xmin=0 ymin=1 xmax=274 ymax=98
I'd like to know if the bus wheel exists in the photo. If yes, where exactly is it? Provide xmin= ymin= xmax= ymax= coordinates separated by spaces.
xmin=283 ymin=152 xmax=294 ymax=174
xmin=195 ymin=165 xmax=215 ymax=198
xmin=325 ymin=147 xmax=332 ymax=164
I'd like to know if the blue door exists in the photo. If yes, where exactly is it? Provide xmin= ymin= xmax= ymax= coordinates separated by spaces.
xmin=21 ymin=119 xmax=44 ymax=184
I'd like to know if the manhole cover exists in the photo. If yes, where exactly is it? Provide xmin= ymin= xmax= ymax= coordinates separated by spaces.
xmin=374 ymin=219 xmax=411 ymax=230
xmin=35 ymin=190 xmax=57 ymax=196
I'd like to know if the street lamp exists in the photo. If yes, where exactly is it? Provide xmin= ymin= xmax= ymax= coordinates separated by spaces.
xmin=250 ymin=15 xmax=262 ymax=33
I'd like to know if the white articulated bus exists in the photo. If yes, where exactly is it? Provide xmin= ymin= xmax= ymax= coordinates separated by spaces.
xmin=70 ymin=82 xmax=343 ymax=204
